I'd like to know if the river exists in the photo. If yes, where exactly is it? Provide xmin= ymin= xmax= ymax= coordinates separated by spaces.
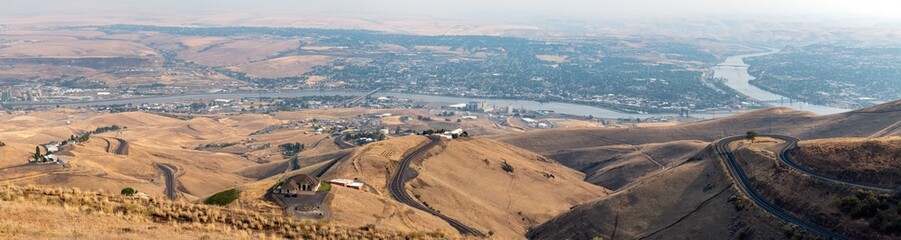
xmin=712 ymin=50 xmax=850 ymax=115
xmin=5 ymin=51 xmax=850 ymax=118
xmin=7 ymin=90 xmax=691 ymax=119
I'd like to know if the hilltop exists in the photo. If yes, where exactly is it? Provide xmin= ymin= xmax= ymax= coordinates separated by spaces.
xmin=496 ymin=100 xmax=901 ymax=190
xmin=529 ymin=146 xmax=785 ymax=239
xmin=499 ymin=100 xmax=901 ymax=154
xmin=281 ymin=136 xmax=610 ymax=239
xmin=793 ymin=137 xmax=901 ymax=188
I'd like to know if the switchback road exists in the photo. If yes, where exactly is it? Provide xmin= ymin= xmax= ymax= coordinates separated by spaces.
xmin=154 ymin=163 xmax=178 ymax=200
xmin=334 ymin=134 xmax=355 ymax=149
xmin=112 ymin=138 xmax=129 ymax=155
xmin=768 ymin=134 xmax=898 ymax=193
xmin=387 ymin=136 xmax=484 ymax=237
xmin=714 ymin=135 xmax=847 ymax=240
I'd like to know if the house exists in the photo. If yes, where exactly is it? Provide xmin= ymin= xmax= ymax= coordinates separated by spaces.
xmin=448 ymin=128 xmax=464 ymax=135
xmin=330 ymin=179 xmax=365 ymax=190
xmin=274 ymin=174 xmax=320 ymax=196
xmin=40 ymin=154 xmax=60 ymax=163
xmin=44 ymin=142 xmax=60 ymax=153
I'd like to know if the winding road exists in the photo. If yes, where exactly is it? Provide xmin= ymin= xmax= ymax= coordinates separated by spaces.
xmin=714 ymin=135 xmax=847 ymax=239
xmin=112 ymin=138 xmax=129 ymax=155
xmin=388 ymin=136 xmax=485 ymax=237
xmin=154 ymin=163 xmax=178 ymax=200
xmin=101 ymin=138 xmax=112 ymax=153
xmin=334 ymin=134 xmax=355 ymax=149
xmin=768 ymin=134 xmax=898 ymax=193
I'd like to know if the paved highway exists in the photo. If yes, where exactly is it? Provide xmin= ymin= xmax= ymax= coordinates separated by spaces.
xmin=714 ymin=135 xmax=847 ymax=240
xmin=310 ymin=152 xmax=352 ymax=178
xmin=154 ymin=163 xmax=178 ymax=200
xmin=387 ymin=136 xmax=485 ymax=237
xmin=101 ymin=138 xmax=112 ymax=153
xmin=767 ymin=134 xmax=898 ymax=193
xmin=112 ymin=138 xmax=129 ymax=155
xmin=334 ymin=134 xmax=355 ymax=149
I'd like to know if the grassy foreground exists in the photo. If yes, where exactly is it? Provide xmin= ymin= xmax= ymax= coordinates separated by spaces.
xmin=0 ymin=184 xmax=447 ymax=239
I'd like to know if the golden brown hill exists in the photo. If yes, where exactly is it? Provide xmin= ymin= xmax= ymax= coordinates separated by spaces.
xmin=793 ymin=137 xmax=901 ymax=189
xmin=546 ymin=140 xmax=708 ymax=190
xmin=528 ymin=147 xmax=786 ymax=239
xmin=498 ymin=100 xmax=901 ymax=154
xmin=497 ymin=101 xmax=901 ymax=194
xmin=0 ymin=184 xmax=443 ymax=239
xmin=730 ymin=139 xmax=901 ymax=239
xmin=321 ymin=136 xmax=608 ymax=239
xmin=0 ymin=109 xmax=341 ymax=201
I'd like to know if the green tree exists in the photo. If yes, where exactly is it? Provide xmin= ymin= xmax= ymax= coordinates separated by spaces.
xmin=120 ymin=187 xmax=136 ymax=196
xmin=745 ymin=130 xmax=758 ymax=143
xmin=34 ymin=146 xmax=42 ymax=161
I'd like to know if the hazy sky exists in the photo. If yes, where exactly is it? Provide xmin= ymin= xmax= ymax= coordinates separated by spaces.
xmin=5 ymin=0 xmax=901 ymax=21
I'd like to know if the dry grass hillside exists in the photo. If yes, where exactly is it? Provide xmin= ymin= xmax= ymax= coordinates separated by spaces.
xmin=318 ymin=136 xmax=458 ymax=235
xmin=410 ymin=138 xmax=608 ymax=239
xmin=731 ymin=139 xmax=901 ymax=239
xmin=0 ymin=184 xmax=443 ymax=239
xmin=320 ymin=136 xmax=608 ymax=239
xmin=528 ymin=147 xmax=785 ymax=239
xmin=498 ymin=100 xmax=901 ymax=154
xmin=793 ymin=137 xmax=901 ymax=188
xmin=545 ymin=140 xmax=708 ymax=190
xmin=0 ymin=109 xmax=356 ymax=200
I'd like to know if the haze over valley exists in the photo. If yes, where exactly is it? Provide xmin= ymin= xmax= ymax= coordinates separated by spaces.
xmin=0 ymin=1 xmax=899 ymax=239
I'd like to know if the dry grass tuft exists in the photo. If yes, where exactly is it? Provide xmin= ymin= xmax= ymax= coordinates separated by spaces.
xmin=0 ymin=184 xmax=446 ymax=239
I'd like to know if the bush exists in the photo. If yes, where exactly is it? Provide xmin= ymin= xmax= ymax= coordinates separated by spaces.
xmin=204 ymin=188 xmax=240 ymax=206
xmin=120 ymin=187 xmax=136 ymax=196
xmin=870 ymin=212 xmax=901 ymax=234
xmin=836 ymin=190 xmax=894 ymax=219
xmin=501 ymin=160 xmax=514 ymax=173
xmin=0 ymin=141 xmax=5 ymax=147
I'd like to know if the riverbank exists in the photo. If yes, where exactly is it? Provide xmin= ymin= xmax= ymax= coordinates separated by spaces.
xmin=713 ymin=50 xmax=851 ymax=115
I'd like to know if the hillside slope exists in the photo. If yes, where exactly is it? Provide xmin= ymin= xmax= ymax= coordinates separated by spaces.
xmin=499 ymin=100 xmax=901 ymax=154
xmin=0 ymin=184 xmax=442 ymax=239
xmin=546 ymin=140 xmax=708 ymax=190
xmin=528 ymin=146 xmax=785 ymax=239
xmin=322 ymin=136 xmax=609 ymax=239
xmin=792 ymin=137 xmax=901 ymax=188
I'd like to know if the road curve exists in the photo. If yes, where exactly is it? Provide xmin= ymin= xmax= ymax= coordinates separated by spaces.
xmin=388 ymin=136 xmax=485 ymax=237
xmin=101 ymin=138 xmax=112 ymax=153
xmin=154 ymin=163 xmax=178 ymax=200
xmin=334 ymin=134 xmax=355 ymax=149
xmin=714 ymin=135 xmax=847 ymax=240
xmin=767 ymin=134 xmax=898 ymax=193
xmin=112 ymin=138 xmax=129 ymax=155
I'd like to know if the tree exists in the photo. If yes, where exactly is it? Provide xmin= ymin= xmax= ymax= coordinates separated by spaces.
xmin=745 ymin=130 xmax=758 ymax=143
xmin=34 ymin=146 xmax=42 ymax=161
xmin=120 ymin=187 xmax=136 ymax=196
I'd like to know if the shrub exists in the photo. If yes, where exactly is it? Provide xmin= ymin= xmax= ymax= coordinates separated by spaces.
xmin=0 ymin=141 xmax=5 ymax=147
xmin=204 ymin=188 xmax=240 ymax=206
xmin=120 ymin=187 xmax=137 ymax=196
xmin=870 ymin=212 xmax=901 ymax=234
xmin=501 ymin=160 xmax=514 ymax=173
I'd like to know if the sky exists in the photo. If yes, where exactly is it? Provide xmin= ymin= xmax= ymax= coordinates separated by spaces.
xmin=4 ymin=0 xmax=901 ymax=21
